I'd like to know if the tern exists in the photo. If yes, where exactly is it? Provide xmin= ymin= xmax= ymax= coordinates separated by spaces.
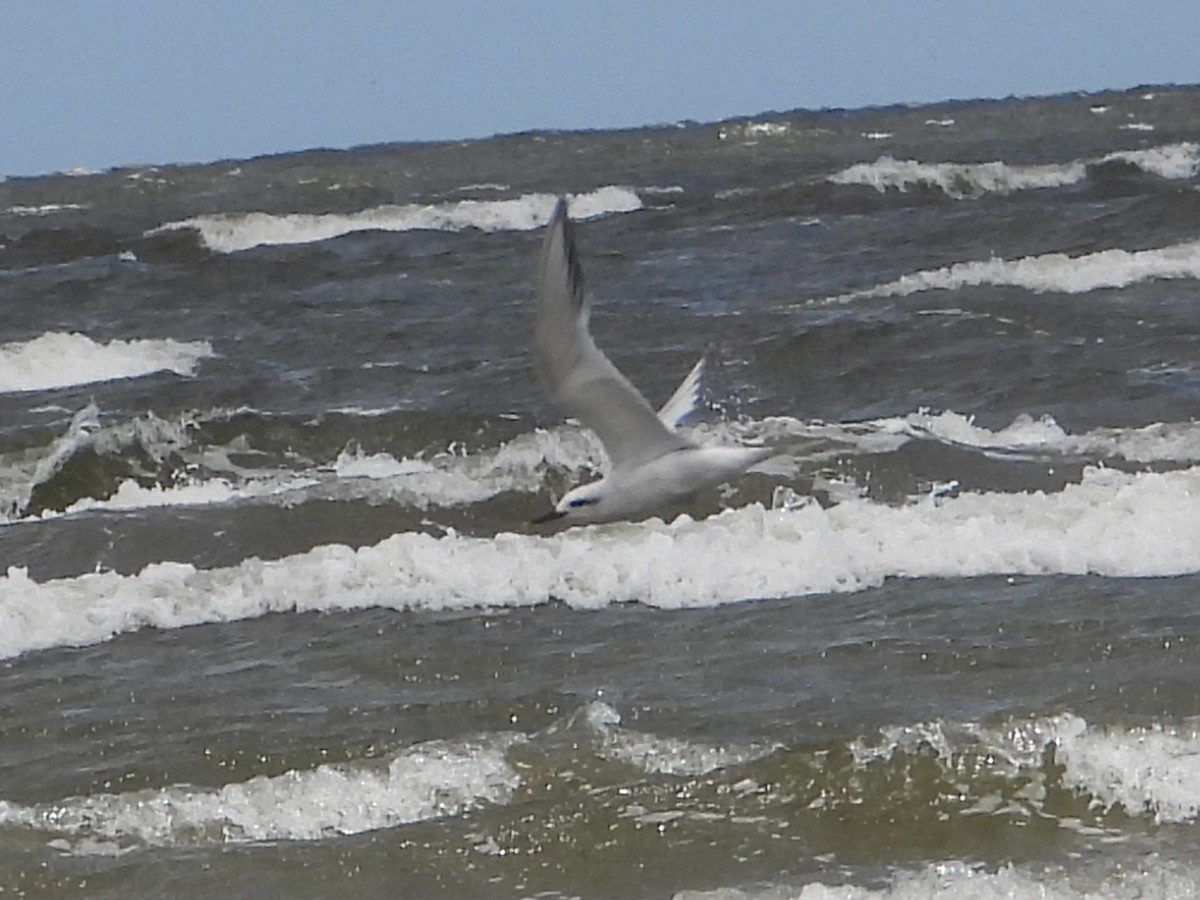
xmin=531 ymin=197 xmax=768 ymax=526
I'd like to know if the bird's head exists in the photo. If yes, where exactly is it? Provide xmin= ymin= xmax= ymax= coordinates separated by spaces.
xmin=531 ymin=481 xmax=606 ymax=526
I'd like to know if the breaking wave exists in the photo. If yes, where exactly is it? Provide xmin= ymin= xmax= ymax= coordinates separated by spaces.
xmin=0 ymin=332 xmax=213 ymax=394
xmin=3 ymin=462 xmax=1198 ymax=659
xmin=826 ymin=237 xmax=1200 ymax=302
xmin=151 ymin=185 xmax=644 ymax=253
xmin=828 ymin=141 xmax=1199 ymax=199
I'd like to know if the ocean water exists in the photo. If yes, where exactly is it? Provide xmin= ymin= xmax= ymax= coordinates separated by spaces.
xmin=2 ymin=84 xmax=1200 ymax=898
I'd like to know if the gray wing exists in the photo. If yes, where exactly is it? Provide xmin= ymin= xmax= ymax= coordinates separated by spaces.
xmin=657 ymin=356 xmax=705 ymax=429
xmin=533 ymin=197 xmax=692 ymax=471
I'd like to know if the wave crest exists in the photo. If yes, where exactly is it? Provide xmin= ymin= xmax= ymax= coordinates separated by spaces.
xmin=827 ymin=238 xmax=1200 ymax=301
xmin=828 ymin=141 xmax=1199 ymax=199
xmin=151 ymin=185 xmax=643 ymax=253
xmin=3 ymin=462 xmax=1198 ymax=659
xmin=0 ymin=331 xmax=213 ymax=394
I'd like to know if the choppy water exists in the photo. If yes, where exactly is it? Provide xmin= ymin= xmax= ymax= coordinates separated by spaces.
xmin=2 ymin=84 xmax=1200 ymax=899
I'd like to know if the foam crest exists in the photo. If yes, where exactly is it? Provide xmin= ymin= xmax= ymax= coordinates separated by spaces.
xmin=1051 ymin=717 xmax=1200 ymax=824
xmin=829 ymin=238 xmax=1200 ymax=301
xmin=60 ymin=475 xmax=310 ymax=516
xmin=859 ymin=712 xmax=1200 ymax=828
xmin=4 ymin=463 xmax=1199 ymax=659
xmin=97 ymin=425 xmax=600 ymax=516
xmin=0 ymin=331 xmax=213 ymax=394
xmin=320 ymin=425 xmax=602 ymax=508
xmin=3 ymin=414 xmax=604 ymax=521
xmin=1 ymin=402 xmax=102 ymax=519
xmin=152 ymin=185 xmax=643 ymax=253
xmin=1103 ymin=142 xmax=1200 ymax=180
xmin=828 ymin=142 xmax=1199 ymax=199
xmin=4 ymin=203 xmax=89 ymax=216
xmin=829 ymin=157 xmax=1086 ymax=198
xmin=898 ymin=410 xmax=1200 ymax=463
xmin=0 ymin=704 xmax=767 ymax=854
xmin=683 ymin=859 xmax=1200 ymax=899
xmin=716 ymin=121 xmax=793 ymax=142
xmin=0 ymin=734 xmax=520 ymax=850
xmin=563 ymin=702 xmax=774 ymax=777
xmin=1 ymin=404 xmax=220 ymax=522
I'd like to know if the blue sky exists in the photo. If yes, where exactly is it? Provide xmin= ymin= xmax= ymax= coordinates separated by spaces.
xmin=3 ymin=2 xmax=1197 ymax=176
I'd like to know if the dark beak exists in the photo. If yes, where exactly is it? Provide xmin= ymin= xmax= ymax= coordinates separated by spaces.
xmin=530 ymin=508 xmax=566 ymax=525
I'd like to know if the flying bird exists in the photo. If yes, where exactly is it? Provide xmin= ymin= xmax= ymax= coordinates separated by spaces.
xmin=531 ymin=197 xmax=768 ymax=525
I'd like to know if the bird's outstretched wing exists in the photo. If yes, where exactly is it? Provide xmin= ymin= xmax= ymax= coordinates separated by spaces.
xmin=533 ymin=198 xmax=692 ymax=471
xmin=657 ymin=356 xmax=705 ymax=429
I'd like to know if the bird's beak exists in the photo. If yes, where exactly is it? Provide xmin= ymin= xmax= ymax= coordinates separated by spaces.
xmin=529 ymin=509 xmax=566 ymax=526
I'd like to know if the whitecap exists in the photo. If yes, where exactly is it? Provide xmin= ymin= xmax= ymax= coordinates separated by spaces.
xmin=824 ymin=237 xmax=1200 ymax=301
xmin=893 ymin=410 xmax=1200 ymax=463
xmin=0 ymin=332 xmax=214 ymax=394
xmin=729 ymin=859 xmax=1200 ymax=899
xmin=1103 ymin=142 xmax=1198 ymax=179
xmin=3 ymin=463 xmax=1198 ymax=659
xmin=0 ymin=732 xmax=521 ymax=849
xmin=151 ymin=185 xmax=643 ymax=253
xmin=828 ymin=142 xmax=1199 ymax=200
xmin=4 ymin=203 xmax=88 ymax=217
xmin=829 ymin=156 xmax=1088 ymax=199
xmin=865 ymin=710 xmax=1200 ymax=828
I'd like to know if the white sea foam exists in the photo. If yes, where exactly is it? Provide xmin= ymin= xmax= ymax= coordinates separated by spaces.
xmin=0 ymin=405 xmax=228 ymax=522
xmin=0 ymin=331 xmax=214 ymax=394
xmin=894 ymin=410 xmax=1200 ymax=463
xmin=13 ymin=406 xmax=1200 ymax=525
xmin=0 ymin=733 xmax=521 ymax=850
xmin=4 ymin=203 xmax=88 ymax=216
xmin=0 ymin=702 xmax=774 ymax=853
xmin=1047 ymin=716 xmax=1200 ymax=825
xmin=1 ymin=403 xmax=101 ymax=519
xmin=829 ymin=156 xmax=1088 ymax=198
xmin=3 ymin=463 xmax=1198 ymax=659
xmin=828 ymin=142 xmax=1199 ymax=198
xmin=56 ymin=425 xmax=597 ymax=517
xmin=725 ymin=410 xmax=1200 ymax=467
xmin=1104 ymin=142 xmax=1199 ymax=179
xmin=576 ymin=702 xmax=773 ymax=777
xmin=737 ymin=122 xmax=791 ymax=139
xmin=682 ymin=859 xmax=1200 ymax=899
xmin=858 ymin=711 xmax=1200 ymax=829
xmin=60 ymin=475 xmax=314 ymax=516
xmin=716 ymin=121 xmax=805 ymax=143
xmin=323 ymin=427 xmax=598 ymax=507
xmin=152 ymin=185 xmax=643 ymax=253
xmin=826 ymin=237 xmax=1200 ymax=302
xmin=740 ymin=713 xmax=1200 ymax=899
xmin=1 ymin=410 xmax=607 ymax=522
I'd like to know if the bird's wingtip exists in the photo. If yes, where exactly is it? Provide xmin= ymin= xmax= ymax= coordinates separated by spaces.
xmin=551 ymin=195 xmax=569 ymax=225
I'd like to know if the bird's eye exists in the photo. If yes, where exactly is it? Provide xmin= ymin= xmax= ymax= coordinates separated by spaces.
xmin=568 ymin=497 xmax=598 ymax=508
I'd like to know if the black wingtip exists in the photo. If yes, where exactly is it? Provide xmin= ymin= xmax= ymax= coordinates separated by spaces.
xmin=548 ymin=196 xmax=573 ymax=246
xmin=538 ymin=195 xmax=586 ymax=311
xmin=542 ymin=195 xmax=573 ymax=253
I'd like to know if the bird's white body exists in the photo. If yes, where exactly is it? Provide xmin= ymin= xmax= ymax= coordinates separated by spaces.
xmin=555 ymin=445 xmax=769 ymax=525
xmin=532 ymin=198 xmax=768 ymax=526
